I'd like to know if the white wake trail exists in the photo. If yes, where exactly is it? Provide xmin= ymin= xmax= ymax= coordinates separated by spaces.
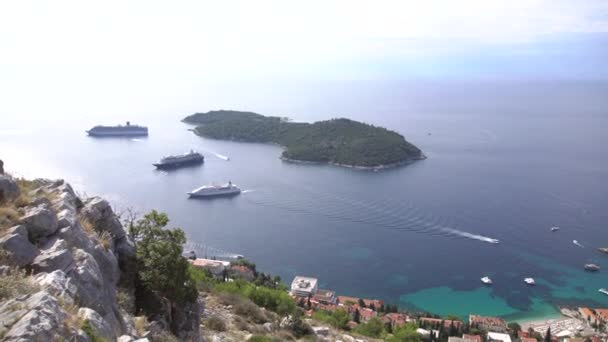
xmin=441 ymin=228 xmax=500 ymax=244
xmin=212 ymin=152 xmax=229 ymax=161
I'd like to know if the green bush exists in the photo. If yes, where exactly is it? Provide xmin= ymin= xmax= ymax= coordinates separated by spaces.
xmin=214 ymin=279 xmax=295 ymax=316
xmin=234 ymin=299 xmax=268 ymax=324
xmin=312 ymin=309 xmax=351 ymax=330
xmin=81 ymin=319 xmax=107 ymax=342
xmin=248 ymin=336 xmax=272 ymax=342
xmin=353 ymin=317 xmax=386 ymax=338
xmin=387 ymin=322 xmax=422 ymax=342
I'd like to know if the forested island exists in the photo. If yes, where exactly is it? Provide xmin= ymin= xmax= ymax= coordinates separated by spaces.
xmin=183 ymin=110 xmax=424 ymax=168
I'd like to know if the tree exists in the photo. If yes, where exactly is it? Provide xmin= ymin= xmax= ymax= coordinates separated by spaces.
xmin=358 ymin=298 xmax=367 ymax=308
xmin=544 ymin=327 xmax=551 ymax=342
xmin=131 ymin=210 xmax=198 ymax=307
xmin=354 ymin=309 xmax=361 ymax=324
xmin=508 ymin=322 xmax=522 ymax=339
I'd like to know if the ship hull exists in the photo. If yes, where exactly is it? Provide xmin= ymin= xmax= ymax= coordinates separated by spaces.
xmin=188 ymin=190 xmax=241 ymax=198
xmin=87 ymin=130 xmax=148 ymax=137
xmin=154 ymin=158 xmax=204 ymax=169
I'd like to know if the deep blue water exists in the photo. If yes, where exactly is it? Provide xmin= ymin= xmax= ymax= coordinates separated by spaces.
xmin=2 ymin=80 xmax=608 ymax=321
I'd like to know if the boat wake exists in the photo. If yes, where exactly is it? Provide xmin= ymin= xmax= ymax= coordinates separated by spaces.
xmin=573 ymin=240 xmax=584 ymax=248
xmin=241 ymin=189 xmax=255 ymax=194
xmin=212 ymin=152 xmax=229 ymax=161
xmin=130 ymin=138 xmax=142 ymax=142
xmin=441 ymin=228 xmax=499 ymax=244
xmin=245 ymin=186 xmax=500 ymax=245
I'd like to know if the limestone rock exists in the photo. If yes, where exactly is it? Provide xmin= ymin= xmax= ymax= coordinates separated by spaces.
xmin=0 ymin=231 xmax=39 ymax=266
xmin=118 ymin=336 xmax=135 ymax=342
xmin=21 ymin=202 xmax=58 ymax=240
xmin=78 ymin=307 xmax=115 ymax=341
xmin=31 ymin=237 xmax=74 ymax=273
xmin=0 ymin=175 xmax=19 ymax=202
xmin=35 ymin=270 xmax=79 ymax=303
xmin=263 ymin=322 xmax=274 ymax=332
xmin=81 ymin=197 xmax=126 ymax=239
xmin=0 ymin=291 xmax=69 ymax=341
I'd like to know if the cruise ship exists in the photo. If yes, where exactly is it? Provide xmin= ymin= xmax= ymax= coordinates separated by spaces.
xmin=188 ymin=181 xmax=241 ymax=198
xmin=86 ymin=121 xmax=148 ymax=137
xmin=153 ymin=150 xmax=204 ymax=169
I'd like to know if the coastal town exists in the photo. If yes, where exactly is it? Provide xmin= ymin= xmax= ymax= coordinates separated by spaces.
xmin=187 ymin=253 xmax=608 ymax=341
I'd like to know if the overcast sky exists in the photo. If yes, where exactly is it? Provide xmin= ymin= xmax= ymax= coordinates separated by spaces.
xmin=1 ymin=1 xmax=607 ymax=119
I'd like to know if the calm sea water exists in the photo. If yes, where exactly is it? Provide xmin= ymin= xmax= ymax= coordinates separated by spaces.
xmin=2 ymin=80 xmax=608 ymax=321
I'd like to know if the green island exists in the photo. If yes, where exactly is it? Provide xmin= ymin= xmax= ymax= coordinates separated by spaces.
xmin=183 ymin=110 xmax=425 ymax=169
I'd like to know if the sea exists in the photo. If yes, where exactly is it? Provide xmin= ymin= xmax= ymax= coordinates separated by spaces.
xmin=2 ymin=80 xmax=608 ymax=321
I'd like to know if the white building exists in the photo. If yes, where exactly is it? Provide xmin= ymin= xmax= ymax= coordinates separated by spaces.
xmin=290 ymin=276 xmax=318 ymax=297
xmin=487 ymin=332 xmax=512 ymax=342
xmin=188 ymin=258 xmax=230 ymax=277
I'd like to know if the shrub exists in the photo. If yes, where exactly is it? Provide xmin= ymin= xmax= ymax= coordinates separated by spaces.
xmin=313 ymin=308 xmax=350 ymax=330
xmin=214 ymin=279 xmax=295 ymax=316
xmin=205 ymin=315 xmax=227 ymax=332
xmin=81 ymin=319 xmax=107 ymax=342
xmin=98 ymin=231 xmax=112 ymax=251
xmin=116 ymin=289 xmax=135 ymax=314
xmin=234 ymin=299 xmax=267 ymax=324
xmin=386 ymin=322 xmax=421 ymax=342
xmin=353 ymin=317 xmax=386 ymax=338
xmin=0 ymin=207 xmax=20 ymax=233
xmin=0 ymin=267 xmax=39 ymax=301
xmin=134 ymin=316 xmax=148 ymax=337
xmin=248 ymin=336 xmax=272 ymax=342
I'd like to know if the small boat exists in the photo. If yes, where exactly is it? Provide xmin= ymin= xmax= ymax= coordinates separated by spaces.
xmin=599 ymin=288 xmax=608 ymax=296
xmin=524 ymin=278 xmax=536 ymax=285
xmin=598 ymin=248 xmax=608 ymax=254
xmin=585 ymin=264 xmax=600 ymax=272
xmin=573 ymin=240 xmax=583 ymax=247
xmin=481 ymin=276 xmax=492 ymax=285
xmin=550 ymin=226 xmax=560 ymax=232
xmin=489 ymin=239 xmax=500 ymax=244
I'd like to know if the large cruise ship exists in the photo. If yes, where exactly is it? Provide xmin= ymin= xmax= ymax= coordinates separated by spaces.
xmin=86 ymin=121 xmax=148 ymax=137
xmin=188 ymin=181 xmax=241 ymax=198
xmin=153 ymin=150 xmax=204 ymax=169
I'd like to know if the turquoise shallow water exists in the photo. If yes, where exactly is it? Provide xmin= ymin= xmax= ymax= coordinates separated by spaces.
xmin=2 ymin=81 xmax=608 ymax=320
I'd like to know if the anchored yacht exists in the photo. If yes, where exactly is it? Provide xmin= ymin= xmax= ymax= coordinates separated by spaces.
xmin=481 ymin=276 xmax=492 ymax=285
xmin=188 ymin=181 xmax=241 ymax=198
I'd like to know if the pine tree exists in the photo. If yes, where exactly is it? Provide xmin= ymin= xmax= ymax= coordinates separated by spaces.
xmin=544 ymin=327 xmax=551 ymax=342
xmin=354 ymin=309 xmax=361 ymax=323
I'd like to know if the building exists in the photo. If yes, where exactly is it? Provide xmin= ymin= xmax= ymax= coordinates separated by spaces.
xmin=420 ymin=317 xmax=463 ymax=330
xmin=337 ymin=296 xmax=384 ymax=309
xmin=188 ymin=258 xmax=230 ymax=277
xmin=382 ymin=313 xmax=412 ymax=327
xmin=291 ymin=276 xmax=318 ymax=297
xmin=228 ymin=265 xmax=255 ymax=281
xmin=313 ymin=289 xmax=337 ymax=305
xmin=520 ymin=337 xmax=538 ymax=342
xmin=487 ymin=332 xmax=512 ymax=342
xmin=469 ymin=315 xmax=507 ymax=332
xmin=594 ymin=308 xmax=608 ymax=322
xmin=449 ymin=337 xmax=478 ymax=342
xmin=463 ymin=334 xmax=482 ymax=342
xmin=579 ymin=308 xmax=597 ymax=322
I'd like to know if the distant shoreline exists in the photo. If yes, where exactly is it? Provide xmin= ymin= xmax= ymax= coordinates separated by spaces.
xmin=280 ymin=154 xmax=427 ymax=171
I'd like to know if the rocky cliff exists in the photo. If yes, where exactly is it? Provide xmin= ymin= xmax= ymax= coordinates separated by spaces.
xmin=0 ymin=168 xmax=202 ymax=341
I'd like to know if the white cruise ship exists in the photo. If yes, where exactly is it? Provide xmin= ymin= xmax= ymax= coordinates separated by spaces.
xmin=86 ymin=121 xmax=148 ymax=137
xmin=188 ymin=181 xmax=241 ymax=198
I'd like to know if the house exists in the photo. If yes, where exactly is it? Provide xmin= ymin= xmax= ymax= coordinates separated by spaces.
xmin=420 ymin=317 xmax=463 ymax=330
xmin=463 ymin=334 xmax=482 ymax=342
xmin=345 ymin=304 xmax=377 ymax=322
xmin=228 ymin=264 xmax=255 ymax=281
xmin=469 ymin=315 xmax=507 ymax=332
xmin=290 ymin=276 xmax=318 ymax=297
xmin=313 ymin=289 xmax=337 ymax=305
xmin=487 ymin=332 xmax=512 ymax=342
xmin=336 ymin=296 xmax=384 ymax=310
xmin=382 ymin=313 xmax=412 ymax=327
xmin=188 ymin=258 xmax=230 ymax=277
xmin=594 ymin=308 xmax=608 ymax=322
xmin=578 ymin=307 xmax=597 ymax=322
xmin=449 ymin=337 xmax=478 ymax=342
xmin=520 ymin=337 xmax=538 ymax=342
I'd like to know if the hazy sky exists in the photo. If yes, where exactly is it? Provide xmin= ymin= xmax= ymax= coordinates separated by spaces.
xmin=1 ymin=1 xmax=607 ymax=119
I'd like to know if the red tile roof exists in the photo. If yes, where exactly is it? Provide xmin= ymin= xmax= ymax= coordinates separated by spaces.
xmin=337 ymin=296 xmax=384 ymax=309
xmin=469 ymin=315 xmax=506 ymax=329
xmin=520 ymin=337 xmax=537 ymax=342
xmin=420 ymin=317 xmax=463 ymax=329
xmin=463 ymin=334 xmax=482 ymax=342
xmin=382 ymin=313 xmax=410 ymax=327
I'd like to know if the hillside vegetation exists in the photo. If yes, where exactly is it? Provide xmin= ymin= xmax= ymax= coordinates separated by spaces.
xmin=183 ymin=110 xmax=424 ymax=168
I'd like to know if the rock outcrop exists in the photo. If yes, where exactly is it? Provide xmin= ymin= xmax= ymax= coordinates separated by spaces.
xmin=0 ymin=174 xmax=203 ymax=341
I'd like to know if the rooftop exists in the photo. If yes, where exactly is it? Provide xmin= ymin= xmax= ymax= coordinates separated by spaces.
xmin=291 ymin=276 xmax=318 ymax=292
xmin=188 ymin=258 xmax=230 ymax=268
xmin=469 ymin=315 xmax=507 ymax=327
xmin=487 ymin=332 xmax=512 ymax=342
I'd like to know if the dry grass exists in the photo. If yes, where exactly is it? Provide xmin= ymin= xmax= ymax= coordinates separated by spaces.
xmin=116 ymin=289 xmax=135 ymax=314
xmin=134 ymin=316 xmax=148 ymax=337
xmin=0 ymin=206 xmax=20 ymax=235
xmin=205 ymin=315 xmax=227 ymax=332
xmin=98 ymin=231 xmax=112 ymax=251
xmin=58 ymin=296 xmax=83 ymax=333
xmin=80 ymin=216 xmax=96 ymax=235
xmin=0 ymin=267 xmax=40 ymax=301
